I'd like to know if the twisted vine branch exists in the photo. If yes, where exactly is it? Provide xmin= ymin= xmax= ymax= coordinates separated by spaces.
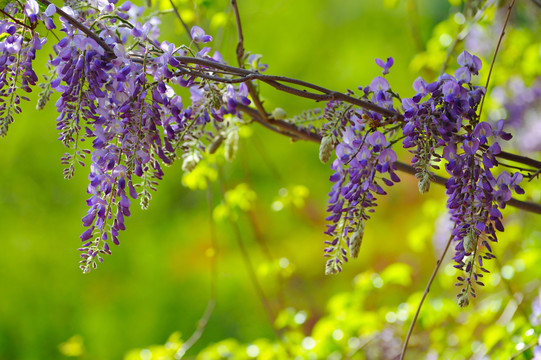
xmin=35 ymin=0 xmax=541 ymax=221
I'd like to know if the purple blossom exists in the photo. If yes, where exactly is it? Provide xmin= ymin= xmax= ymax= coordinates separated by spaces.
xmin=24 ymin=0 xmax=40 ymax=23
xmin=190 ymin=26 xmax=213 ymax=43
xmin=375 ymin=57 xmax=393 ymax=75
xmin=473 ymin=122 xmax=492 ymax=145
xmin=324 ymin=123 xmax=399 ymax=273
xmin=397 ymin=50 xmax=525 ymax=301
xmin=457 ymin=51 xmax=482 ymax=75
xmin=41 ymin=5 xmax=57 ymax=30
xmin=370 ymin=76 xmax=390 ymax=92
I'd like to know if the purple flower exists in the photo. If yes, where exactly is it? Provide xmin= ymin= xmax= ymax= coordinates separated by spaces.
xmin=324 ymin=119 xmax=399 ymax=273
xmin=457 ymin=51 xmax=482 ymax=75
xmin=24 ymin=0 xmax=40 ymax=23
xmin=462 ymin=136 xmax=480 ymax=154
xmin=375 ymin=57 xmax=393 ymax=75
xmin=370 ymin=76 xmax=390 ymax=92
xmin=190 ymin=26 xmax=213 ymax=43
xmin=473 ymin=122 xmax=492 ymax=145
xmin=454 ymin=66 xmax=471 ymax=84
xmin=41 ymin=4 xmax=57 ymax=29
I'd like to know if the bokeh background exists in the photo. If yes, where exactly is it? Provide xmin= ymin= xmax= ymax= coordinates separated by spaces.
xmin=1 ymin=0 xmax=541 ymax=359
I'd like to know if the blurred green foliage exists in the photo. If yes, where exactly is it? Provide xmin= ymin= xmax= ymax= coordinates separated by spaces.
xmin=1 ymin=0 xmax=541 ymax=359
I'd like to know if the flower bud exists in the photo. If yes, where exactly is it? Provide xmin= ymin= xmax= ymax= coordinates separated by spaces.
xmin=182 ymin=153 xmax=200 ymax=172
xmin=457 ymin=292 xmax=470 ymax=308
xmin=325 ymin=259 xmax=340 ymax=275
xmin=463 ymin=232 xmax=477 ymax=253
xmin=350 ymin=221 xmax=365 ymax=258
xmin=418 ymin=172 xmax=431 ymax=194
xmin=272 ymin=107 xmax=287 ymax=120
xmin=224 ymin=131 xmax=239 ymax=161
xmin=319 ymin=135 xmax=334 ymax=164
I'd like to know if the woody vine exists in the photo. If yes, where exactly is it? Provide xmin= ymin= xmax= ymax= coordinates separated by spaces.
xmin=2 ymin=0 xmax=540 ymax=315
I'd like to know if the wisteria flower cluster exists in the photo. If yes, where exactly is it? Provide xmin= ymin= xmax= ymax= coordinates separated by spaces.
xmin=322 ymin=62 xmax=400 ymax=275
xmin=323 ymin=51 xmax=525 ymax=304
xmin=0 ymin=3 xmax=46 ymax=137
xmin=3 ymin=0 xmax=252 ymax=273
xmin=400 ymin=52 xmax=524 ymax=304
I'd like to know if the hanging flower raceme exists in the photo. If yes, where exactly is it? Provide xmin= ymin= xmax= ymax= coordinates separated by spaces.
xmin=323 ymin=58 xmax=400 ymax=274
xmin=322 ymin=52 xmax=525 ymax=296
xmin=0 ymin=7 xmax=47 ymax=137
xmin=400 ymin=52 xmax=524 ymax=304
xmin=324 ymin=126 xmax=399 ymax=275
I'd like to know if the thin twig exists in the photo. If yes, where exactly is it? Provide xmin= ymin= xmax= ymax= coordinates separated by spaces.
xmin=398 ymin=230 xmax=455 ymax=360
xmin=231 ymin=0 xmax=244 ymax=65
xmin=168 ymin=0 xmax=201 ymax=51
xmin=236 ymin=103 xmax=318 ymax=141
xmin=393 ymin=162 xmax=541 ymax=215
xmin=174 ymin=182 xmax=218 ymax=359
xmin=440 ymin=0 xmax=469 ymax=75
xmin=175 ymin=300 xmax=215 ymax=358
xmin=493 ymin=256 xmax=528 ymax=319
xmin=496 ymin=161 xmax=536 ymax=174
xmin=509 ymin=341 xmax=536 ymax=359
xmin=477 ymin=0 xmax=516 ymax=119
xmin=487 ymin=145 xmax=541 ymax=169
xmin=231 ymin=0 xmax=271 ymax=123
xmin=230 ymin=218 xmax=277 ymax=325
xmin=440 ymin=37 xmax=461 ymax=76
xmin=0 ymin=9 xmax=33 ymax=29
xmin=235 ymin=103 xmax=298 ymax=138
xmin=216 ymin=167 xmax=279 ymax=336
xmin=250 ymin=133 xmax=284 ymax=183
xmin=407 ymin=0 xmax=424 ymax=52
xmin=39 ymin=0 xmax=541 ymax=173
xmin=440 ymin=0 xmax=497 ymax=75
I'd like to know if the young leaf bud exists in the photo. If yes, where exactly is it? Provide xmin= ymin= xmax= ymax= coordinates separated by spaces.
xmin=319 ymin=135 xmax=334 ymax=164
xmin=272 ymin=107 xmax=287 ymax=120
xmin=207 ymin=134 xmax=224 ymax=154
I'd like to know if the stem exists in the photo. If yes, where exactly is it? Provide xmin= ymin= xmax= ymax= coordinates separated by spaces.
xmin=174 ymin=183 xmax=217 ymax=359
xmin=0 ymin=9 xmax=33 ymax=29
xmin=168 ymin=0 xmax=201 ymax=51
xmin=399 ymin=230 xmax=455 ymax=360
xmin=394 ymin=161 xmax=541 ymax=215
xmin=37 ymin=0 xmax=541 ymax=173
xmin=407 ymin=0 xmax=424 ymax=52
xmin=215 ymin=167 xmax=280 ymax=338
xmin=230 ymin=218 xmax=276 ymax=325
xmin=477 ymin=0 xmax=516 ymax=119
xmin=231 ymin=0 xmax=271 ymax=123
